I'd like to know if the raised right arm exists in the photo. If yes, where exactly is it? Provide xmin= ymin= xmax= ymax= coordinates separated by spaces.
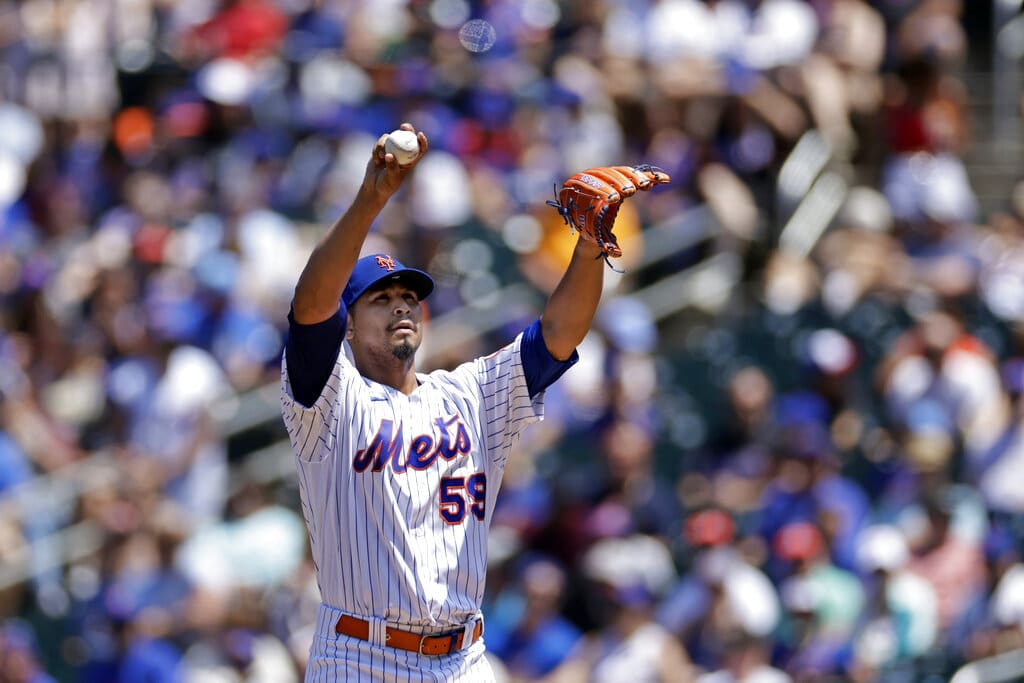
xmin=290 ymin=123 xmax=428 ymax=324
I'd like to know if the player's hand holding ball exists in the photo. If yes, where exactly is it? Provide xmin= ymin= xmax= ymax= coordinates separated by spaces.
xmin=385 ymin=129 xmax=422 ymax=167
xmin=365 ymin=123 xmax=428 ymax=200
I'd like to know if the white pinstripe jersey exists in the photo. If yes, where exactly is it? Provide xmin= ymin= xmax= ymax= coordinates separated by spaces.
xmin=281 ymin=330 xmax=543 ymax=631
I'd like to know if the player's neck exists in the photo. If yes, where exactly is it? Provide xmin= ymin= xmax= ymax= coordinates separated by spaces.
xmin=359 ymin=359 xmax=419 ymax=395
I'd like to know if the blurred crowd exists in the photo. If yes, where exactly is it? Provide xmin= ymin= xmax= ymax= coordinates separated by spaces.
xmin=1 ymin=0 xmax=1023 ymax=681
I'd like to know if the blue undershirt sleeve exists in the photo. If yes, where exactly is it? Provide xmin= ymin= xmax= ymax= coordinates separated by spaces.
xmin=285 ymin=303 xmax=347 ymax=408
xmin=521 ymin=319 xmax=580 ymax=398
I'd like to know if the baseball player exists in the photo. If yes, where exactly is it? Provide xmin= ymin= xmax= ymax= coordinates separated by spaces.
xmin=280 ymin=123 xmax=667 ymax=681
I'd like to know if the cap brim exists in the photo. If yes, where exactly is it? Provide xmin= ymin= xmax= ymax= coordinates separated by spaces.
xmin=353 ymin=268 xmax=434 ymax=304
xmin=385 ymin=268 xmax=434 ymax=301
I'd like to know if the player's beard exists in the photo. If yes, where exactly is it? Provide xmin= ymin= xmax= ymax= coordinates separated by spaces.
xmin=391 ymin=339 xmax=415 ymax=361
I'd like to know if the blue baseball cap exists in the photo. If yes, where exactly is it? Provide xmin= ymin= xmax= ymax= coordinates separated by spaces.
xmin=342 ymin=253 xmax=434 ymax=308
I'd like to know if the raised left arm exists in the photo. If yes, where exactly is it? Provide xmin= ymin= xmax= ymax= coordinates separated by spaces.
xmin=539 ymin=164 xmax=669 ymax=361
xmin=540 ymin=239 xmax=606 ymax=361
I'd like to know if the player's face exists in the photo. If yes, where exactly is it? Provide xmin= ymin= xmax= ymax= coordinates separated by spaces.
xmin=348 ymin=282 xmax=424 ymax=362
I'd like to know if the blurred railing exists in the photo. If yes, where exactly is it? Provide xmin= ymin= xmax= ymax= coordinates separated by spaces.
xmin=951 ymin=648 xmax=1024 ymax=683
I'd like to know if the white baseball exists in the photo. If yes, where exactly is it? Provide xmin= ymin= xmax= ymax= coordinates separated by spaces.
xmin=384 ymin=129 xmax=420 ymax=166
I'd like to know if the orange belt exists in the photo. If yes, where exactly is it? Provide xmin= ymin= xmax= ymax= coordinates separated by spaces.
xmin=335 ymin=614 xmax=484 ymax=656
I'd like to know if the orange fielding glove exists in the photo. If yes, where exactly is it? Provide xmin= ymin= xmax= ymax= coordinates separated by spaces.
xmin=546 ymin=164 xmax=670 ymax=267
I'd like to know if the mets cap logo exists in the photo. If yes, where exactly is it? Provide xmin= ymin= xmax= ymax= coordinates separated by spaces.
xmin=376 ymin=255 xmax=396 ymax=271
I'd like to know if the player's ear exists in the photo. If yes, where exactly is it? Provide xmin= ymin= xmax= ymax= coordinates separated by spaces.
xmin=345 ymin=313 xmax=355 ymax=339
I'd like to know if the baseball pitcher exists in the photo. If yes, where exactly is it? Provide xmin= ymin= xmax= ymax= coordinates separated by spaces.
xmin=281 ymin=123 xmax=668 ymax=681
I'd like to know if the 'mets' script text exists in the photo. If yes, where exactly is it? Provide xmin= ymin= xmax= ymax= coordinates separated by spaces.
xmin=353 ymin=415 xmax=472 ymax=474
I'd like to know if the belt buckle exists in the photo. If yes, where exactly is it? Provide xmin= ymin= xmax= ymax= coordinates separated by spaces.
xmin=419 ymin=629 xmax=462 ymax=656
